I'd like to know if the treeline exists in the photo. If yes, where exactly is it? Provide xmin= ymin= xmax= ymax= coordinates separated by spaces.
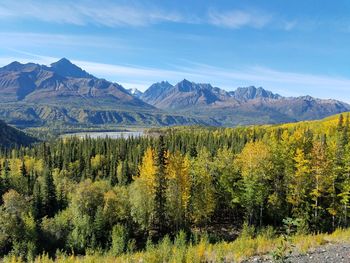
xmin=0 ymin=114 xmax=350 ymax=260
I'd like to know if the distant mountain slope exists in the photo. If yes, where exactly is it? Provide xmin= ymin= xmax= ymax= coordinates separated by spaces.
xmin=141 ymin=79 xmax=350 ymax=125
xmin=141 ymin=79 xmax=230 ymax=109
xmin=126 ymin=88 xmax=143 ymax=98
xmin=0 ymin=58 xmax=151 ymax=109
xmin=0 ymin=60 xmax=209 ymax=128
xmin=1 ymin=59 xmax=349 ymax=129
xmin=0 ymin=119 xmax=37 ymax=147
xmin=228 ymin=86 xmax=281 ymax=101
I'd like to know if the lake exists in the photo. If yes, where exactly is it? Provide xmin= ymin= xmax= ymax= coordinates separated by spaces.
xmin=62 ymin=131 xmax=144 ymax=139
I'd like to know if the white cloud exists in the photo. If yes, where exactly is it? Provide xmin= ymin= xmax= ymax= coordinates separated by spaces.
xmin=208 ymin=9 xmax=271 ymax=29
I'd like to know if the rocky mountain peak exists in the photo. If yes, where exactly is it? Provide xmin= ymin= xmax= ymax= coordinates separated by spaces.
xmin=50 ymin=58 xmax=93 ymax=78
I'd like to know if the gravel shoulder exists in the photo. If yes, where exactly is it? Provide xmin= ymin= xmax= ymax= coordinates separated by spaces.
xmin=246 ymin=242 xmax=350 ymax=263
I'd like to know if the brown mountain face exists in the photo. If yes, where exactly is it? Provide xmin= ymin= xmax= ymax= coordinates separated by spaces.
xmin=141 ymin=79 xmax=234 ymax=109
xmin=0 ymin=60 xmax=212 ymax=128
xmin=141 ymin=80 xmax=350 ymax=124
xmin=0 ymin=59 xmax=349 ymax=128
xmin=0 ymin=58 xmax=151 ymax=109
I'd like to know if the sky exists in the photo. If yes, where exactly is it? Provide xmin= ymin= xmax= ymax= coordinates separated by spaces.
xmin=1 ymin=0 xmax=350 ymax=101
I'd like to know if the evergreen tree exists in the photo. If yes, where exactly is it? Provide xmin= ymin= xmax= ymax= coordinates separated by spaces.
xmin=32 ymin=181 xmax=42 ymax=220
xmin=153 ymin=135 xmax=168 ymax=237
xmin=20 ymin=159 xmax=27 ymax=178
xmin=1 ymin=159 xmax=10 ymax=191
xmin=0 ymin=162 xmax=3 ymax=202
xmin=110 ymin=224 xmax=128 ymax=256
xmin=337 ymin=114 xmax=344 ymax=132
xmin=93 ymin=206 xmax=106 ymax=248
xmin=41 ymin=168 xmax=58 ymax=218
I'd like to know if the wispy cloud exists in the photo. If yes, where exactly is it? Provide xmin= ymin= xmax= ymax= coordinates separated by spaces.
xmin=0 ymin=0 xmax=184 ymax=27
xmin=76 ymin=61 xmax=350 ymax=102
xmin=176 ymin=63 xmax=350 ymax=100
xmin=283 ymin=20 xmax=297 ymax=31
xmin=208 ymin=9 xmax=272 ymax=29
xmin=0 ymin=32 xmax=139 ymax=50
xmin=0 ymin=1 xmax=293 ymax=31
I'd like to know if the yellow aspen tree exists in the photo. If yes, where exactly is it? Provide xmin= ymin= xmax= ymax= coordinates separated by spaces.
xmin=287 ymin=148 xmax=311 ymax=219
xmin=235 ymin=141 xmax=271 ymax=226
xmin=338 ymin=143 xmax=350 ymax=227
xmin=166 ymin=151 xmax=191 ymax=231
xmin=190 ymin=148 xmax=215 ymax=227
xmin=129 ymin=147 xmax=157 ymax=231
xmin=310 ymin=140 xmax=331 ymax=222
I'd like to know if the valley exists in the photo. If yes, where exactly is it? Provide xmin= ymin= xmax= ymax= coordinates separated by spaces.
xmin=1 ymin=1 xmax=350 ymax=261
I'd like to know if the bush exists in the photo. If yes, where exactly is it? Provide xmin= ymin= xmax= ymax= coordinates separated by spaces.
xmin=174 ymin=230 xmax=187 ymax=248
xmin=110 ymin=224 xmax=128 ymax=256
xmin=239 ymin=222 xmax=256 ymax=239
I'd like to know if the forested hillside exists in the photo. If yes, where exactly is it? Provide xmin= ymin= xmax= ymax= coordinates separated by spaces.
xmin=0 ymin=120 xmax=37 ymax=148
xmin=0 ymin=113 xmax=350 ymax=261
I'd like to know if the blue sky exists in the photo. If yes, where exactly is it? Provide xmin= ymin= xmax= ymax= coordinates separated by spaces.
xmin=1 ymin=0 xmax=350 ymax=101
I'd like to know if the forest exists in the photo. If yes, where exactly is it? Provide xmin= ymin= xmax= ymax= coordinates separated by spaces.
xmin=0 ymin=113 xmax=350 ymax=261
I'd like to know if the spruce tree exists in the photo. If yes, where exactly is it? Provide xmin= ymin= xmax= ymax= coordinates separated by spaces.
xmin=153 ymin=135 xmax=168 ymax=237
xmin=2 ymin=159 xmax=10 ymax=191
xmin=337 ymin=114 xmax=344 ymax=132
xmin=32 ymin=181 xmax=42 ymax=219
xmin=41 ymin=168 xmax=57 ymax=218
xmin=0 ymin=162 xmax=3 ymax=202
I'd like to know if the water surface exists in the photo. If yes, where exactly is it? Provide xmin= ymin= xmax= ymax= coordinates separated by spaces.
xmin=62 ymin=131 xmax=144 ymax=139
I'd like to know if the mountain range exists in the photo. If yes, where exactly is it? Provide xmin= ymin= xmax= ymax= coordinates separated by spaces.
xmin=139 ymin=79 xmax=350 ymax=125
xmin=0 ymin=59 xmax=208 ymax=128
xmin=0 ymin=58 xmax=349 ymax=128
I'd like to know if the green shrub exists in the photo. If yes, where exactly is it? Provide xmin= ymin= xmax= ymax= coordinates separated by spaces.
xmin=110 ymin=224 xmax=128 ymax=256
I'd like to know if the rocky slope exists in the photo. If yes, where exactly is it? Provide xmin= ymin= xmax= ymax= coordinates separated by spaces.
xmin=141 ymin=79 xmax=350 ymax=125
xmin=0 ymin=60 xmax=206 ymax=127
xmin=1 ymin=59 xmax=349 ymax=128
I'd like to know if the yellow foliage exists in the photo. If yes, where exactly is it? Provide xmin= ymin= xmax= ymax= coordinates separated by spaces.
xmin=10 ymin=228 xmax=350 ymax=263
xmin=90 ymin=154 xmax=105 ymax=169
xmin=235 ymin=141 xmax=270 ymax=177
xmin=166 ymin=152 xmax=191 ymax=220
xmin=137 ymin=147 xmax=157 ymax=192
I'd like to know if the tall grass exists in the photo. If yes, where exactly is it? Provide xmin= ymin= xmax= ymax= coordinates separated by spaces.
xmin=4 ymin=228 xmax=350 ymax=263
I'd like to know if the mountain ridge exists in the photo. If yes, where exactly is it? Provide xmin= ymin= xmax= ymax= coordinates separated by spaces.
xmin=0 ymin=58 xmax=349 ymax=129
xmin=140 ymin=79 xmax=350 ymax=125
xmin=0 ymin=59 xmax=151 ymax=109
xmin=0 ymin=59 xmax=209 ymax=127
